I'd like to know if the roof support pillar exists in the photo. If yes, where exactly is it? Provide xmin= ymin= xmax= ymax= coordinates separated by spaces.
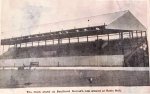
xmin=69 ymin=37 xmax=70 ymax=44
xmin=97 ymin=34 xmax=99 ymax=40
xmin=120 ymin=32 xmax=124 ymax=54
xmin=2 ymin=45 xmax=4 ymax=53
xmin=53 ymin=39 xmax=54 ymax=45
xmin=38 ymin=41 xmax=40 ymax=46
xmin=129 ymin=32 xmax=131 ymax=38
xmin=60 ymin=39 xmax=61 ymax=44
xmin=87 ymin=36 xmax=88 ymax=42
xmin=144 ymin=31 xmax=147 ymax=37
xmin=25 ymin=42 xmax=27 ymax=47
xmin=107 ymin=33 xmax=110 ymax=53
xmin=68 ymin=37 xmax=70 ymax=55
xmin=141 ymin=31 xmax=143 ymax=37
xmin=119 ymin=32 xmax=121 ymax=39
xmin=120 ymin=32 xmax=123 ymax=40
xmin=45 ymin=40 xmax=47 ymax=46
xmin=58 ymin=39 xmax=60 ymax=45
xmin=107 ymin=33 xmax=109 ymax=42
xmin=14 ymin=44 xmax=17 ymax=48
xmin=77 ymin=37 xmax=79 ymax=43
xmin=58 ymin=38 xmax=60 ymax=56
xmin=131 ymin=31 xmax=133 ymax=39
xmin=136 ymin=30 xmax=138 ymax=38
xmin=32 ymin=42 xmax=33 ymax=47
xmin=77 ymin=33 xmax=80 ymax=43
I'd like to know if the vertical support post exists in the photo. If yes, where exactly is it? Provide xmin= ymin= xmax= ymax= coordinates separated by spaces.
xmin=20 ymin=43 xmax=21 ymax=48
xmin=120 ymin=32 xmax=124 ymax=54
xmin=87 ymin=36 xmax=88 ymax=42
xmin=129 ymin=32 xmax=131 ymax=38
xmin=144 ymin=31 xmax=147 ymax=37
xmin=58 ymin=38 xmax=60 ymax=56
xmin=68 ymin=37 xmax=70 ymax=55
xmin=2 ymin=45 xmax=4 ymax=53
xmin=77 ymin=37 xmax=79 ymax=43
xmin=141 ymin=31 xmax=143 ymax=38
xmin=136 ymin=31 xmax=139 ymax=45
xmin=38 ymin=41 xmax=39 ymax=46
xmin=53 ymin=39 xmax=54 ymax=45
xmin=121 ymin=32 xmax=123 ymax=39
xmin=131 ymin=31 xmax=133 ymax=39
xmin=107 ymin=33 xmax=110 ymax=53
xmin=58 ymin=33 xmax=60 ymax=45
xmin=14 ymin=44 xmax=17 ymax=48
xmin=119 ymin=32 xmax=121 ymax=39
xmin=58 ymin=39 xmax=60 ymax=45
xmin=32 ymin=42 xmax=33 ymax=47
xmin=61 ymin=39 xmax=62 ymax=44
xmin=45 ymin=40 xmax=47 ymax=46
xmin=26 ymin=43 xmax=27 ymax=47
xmin=69 ymin=37 xmax=70 ymax=44
xmin=107 ymin=33 xmax=109 ymax=43
xmin=97 ymin=34 xmax=98 ymax=40
xmin=136 ymin=30 xmax=138 ymax=38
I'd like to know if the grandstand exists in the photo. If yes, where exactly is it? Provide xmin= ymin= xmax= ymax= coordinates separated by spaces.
xmin=0 ymin=10 xmax=149 ymax=88
xmin=0 ymin=10 xmax=149 ymax=67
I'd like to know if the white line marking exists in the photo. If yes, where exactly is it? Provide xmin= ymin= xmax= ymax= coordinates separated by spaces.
xmin=0 ymin=67 xmax=149 ymax=71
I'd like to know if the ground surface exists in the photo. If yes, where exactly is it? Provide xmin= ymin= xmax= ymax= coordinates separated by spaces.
xmin=0 ymin=68 xmax=149 ymax=88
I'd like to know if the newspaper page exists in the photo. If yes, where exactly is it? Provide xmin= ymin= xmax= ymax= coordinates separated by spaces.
xmin=0 ymin=0 xmax=149 ymax=94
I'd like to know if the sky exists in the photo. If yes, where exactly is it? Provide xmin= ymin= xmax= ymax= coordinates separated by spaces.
xmin=0 ymin=0 xmax=149 ymax=54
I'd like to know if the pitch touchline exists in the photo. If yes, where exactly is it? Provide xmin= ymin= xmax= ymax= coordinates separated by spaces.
xmin=0 ymin=67 xmax=149 ymax=71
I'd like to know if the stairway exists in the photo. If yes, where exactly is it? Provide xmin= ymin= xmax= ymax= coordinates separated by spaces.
xmin=124 ymin=38 xmax=148 ymax=67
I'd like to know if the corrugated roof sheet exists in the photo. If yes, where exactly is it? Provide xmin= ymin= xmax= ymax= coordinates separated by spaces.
xmin=32 ymin=10 xmax=146 ymax=34
xmin=106 ymin=11 xmax=146 ymax=31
